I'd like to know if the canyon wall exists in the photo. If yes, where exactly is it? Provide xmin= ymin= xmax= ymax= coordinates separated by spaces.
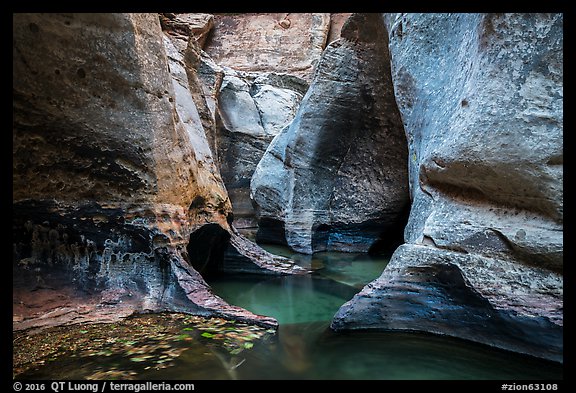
xmin=168 ymin=13 xmax=348 ymax=230
xmin=332 ymin=13 xmax=563 ymax=363
xmin=12 ymin=13 xmax=303 ymax=332
xmin=250 ymin=13 xmax=410 ymax=254
xmin=202 ymin=14 xmax=330 ymax=229
xmin=12 ymin=12 xmax=563 ymax=363
xmin=204 ymin=13 xmax=330 ymax=82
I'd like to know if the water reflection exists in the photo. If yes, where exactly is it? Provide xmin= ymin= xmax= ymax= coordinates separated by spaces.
xmin=208 ymin=246 xmax=562 ymax=380
xmin=210 ymin=274 xmax=358 ymax=325
xmin=18 ymin=246 xmax=561 ymax=380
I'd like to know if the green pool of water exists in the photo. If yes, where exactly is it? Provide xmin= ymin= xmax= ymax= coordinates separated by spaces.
xmin=16 ymin=245 xmax=562 ymax=380
xmin=206 ymin=245 xmax=562 ymax=380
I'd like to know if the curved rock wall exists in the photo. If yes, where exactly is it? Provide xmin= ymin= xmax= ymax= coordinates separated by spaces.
xmin=215 ymin=70 xmax=306 ymax=228
xmin=332 ymin=13 xmax=563 ymax=362
xmin=161 ymin=13 xmax=319 ymax=229
xmin=251 ymin=14 xmax=410 ymax=254
xmin=13 ymin=13 xmax=564 ymax=363
xmin=12 ymin=13 xmax=303 ymax=332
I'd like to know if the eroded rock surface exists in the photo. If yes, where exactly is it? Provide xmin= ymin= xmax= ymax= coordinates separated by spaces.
xmin=160 ymin=13 xmax=214 ymax=51
xmin=332 ymin=13 xmax=563 ymax=362
xmin=215 ymin=70 xmax=306 ymax=228
xmin=204 ymin=13 xmax=330 ymax=81
xmin=12 ymin=13 xmax=303 ymax=332
xmin=251 ymin=13 xmax=410 ymax=254
xmin=161 ymin=14 xmax=310 ymax=229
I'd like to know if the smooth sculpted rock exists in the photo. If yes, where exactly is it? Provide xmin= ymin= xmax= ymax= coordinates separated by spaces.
xmin=332 ymin=13 xmax=563 ymax=362
xmin=12 ymin=13 xmax=303 ymax=332
xmin=251 ymin=13 xmax=410 ymax=254
xmin=333 ymin=244 xmax=563 ymax=361
xmin=216 ymin=70 xmax=305 ymax=228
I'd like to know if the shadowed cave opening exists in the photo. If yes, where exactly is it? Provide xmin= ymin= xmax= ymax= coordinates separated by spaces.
xmin=254 ymin=180 xmax=412 ymax=259
xmin=186 ymin=223 xmax=231 ymax=279
xmin=367 ymin=202 xmax=411 ymax=257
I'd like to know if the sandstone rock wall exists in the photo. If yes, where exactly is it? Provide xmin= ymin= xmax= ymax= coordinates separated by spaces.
xmin=160 ymin=13 xmax=315 ymax=229
xmin=215 ymin=70 xmax=306 ymax=228
xmin=332 ymin=13 xmax=563 ymax=362
xmin=327 ymin=13 xmax=353 ymax=44
xmin=13 ymin=13 xmax=564 ymax=363
xmin=204 ymin=13 xmax=331 ymax=81
xmin=250 ymin=13 xmax=410 ymax=254
xmin=13 ymin=13 xmax=303 ymax=332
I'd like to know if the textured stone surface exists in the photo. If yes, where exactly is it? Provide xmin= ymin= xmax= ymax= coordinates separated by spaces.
xmin=163 ymin=34 xmax=229 ymax=216
xmin=159 ymin=12 xmax=316 ymax=229
xmin=12 ymin=13 xmax=302 ymax=331
xmin=215 ymin=70 xmax=305 ymax=227
xmin=162 ymin=19 xmax=224 ymax=165
xmin=251 ymin=13 xmax=410 ymax=254
xmin=332 ymin=13 xmax=563 ymax=362
xmin=204 ymin=13 xmax=330 ymax=81
xmin=159 ymin=13 xmax=214 ymax=51
xmin=327 ymin=13 xmax=352 ymax=44
xmin=332 ymin=244 xmax=563 ymax=362
xmin=251 ymin=78 xmax=303 ymax=136
xmin=13 ymin=13 xmax=203 ymax=208
xmin=160 ymin=13 xmax=309 ymax=229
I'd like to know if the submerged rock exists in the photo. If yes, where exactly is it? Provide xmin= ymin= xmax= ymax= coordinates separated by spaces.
xmin=332 ymin=13 xmax=563 ymax=362
xmin=251 ymin=13 xmax=410 ymax=254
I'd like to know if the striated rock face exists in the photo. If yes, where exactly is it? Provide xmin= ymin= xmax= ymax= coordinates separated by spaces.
xmin=215 ymin=70 xmax=306 ymax=228
xmin=159 ymin=13 xmax=214 ymax=50
xmin=251 ymin=13 xmax=410 ymax=254
xmin=13 ymin=13 xmax=304 ymax=332
xmin=161 ymin=14 xmax=311 ymax=229
xmin=204 ymin=13 xmax=330 ymax=81
xmin=332 ymin=13 xmax=563 ymax=362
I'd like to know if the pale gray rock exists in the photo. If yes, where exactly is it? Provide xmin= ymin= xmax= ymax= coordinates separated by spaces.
xmin=252 ymin=83 xmax=302 ymax=136
xmin=215 ymin=69 xmax=306 ymax=227
xmin=332 ymin=13 xmax=563 ymax=362
xmin=251 ymin=13 xmax=410 ymax=254
xmin=218 ymin=73 xmax=266 ymax=136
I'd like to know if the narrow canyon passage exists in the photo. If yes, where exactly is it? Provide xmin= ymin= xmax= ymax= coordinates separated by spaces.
xmin=13 ymin=12 xmax=563 ymax=380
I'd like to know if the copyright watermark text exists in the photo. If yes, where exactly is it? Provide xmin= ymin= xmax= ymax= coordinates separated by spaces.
xmin=13 ymin=382 xmax=195 ymax=392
